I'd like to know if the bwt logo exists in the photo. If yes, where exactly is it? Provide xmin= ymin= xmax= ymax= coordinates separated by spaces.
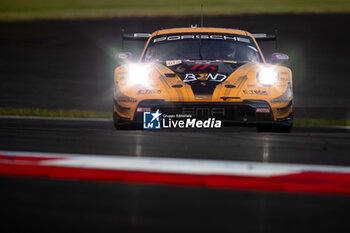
xmin=143 ymin=110 xmax=162 ymax=129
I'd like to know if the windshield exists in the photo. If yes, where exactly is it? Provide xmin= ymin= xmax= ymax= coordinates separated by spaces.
xmin=143 ymin=33 xmax=262 ymax=63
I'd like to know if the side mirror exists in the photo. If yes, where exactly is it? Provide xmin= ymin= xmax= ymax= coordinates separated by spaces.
xmin=115 ymin=52 xmax=133 ymax=62
xmin=271 ymin=53 xmax=289 ymax=65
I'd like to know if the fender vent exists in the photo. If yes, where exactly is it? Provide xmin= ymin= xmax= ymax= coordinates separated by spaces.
xmin=172 ymin=84 xmax=183 ymax=88
xmin=225 ymin=84 xmax=236 ymax=88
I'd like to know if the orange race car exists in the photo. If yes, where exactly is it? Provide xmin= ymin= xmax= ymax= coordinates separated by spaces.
xmin=113 ymin=27 xmax=293 ymax=132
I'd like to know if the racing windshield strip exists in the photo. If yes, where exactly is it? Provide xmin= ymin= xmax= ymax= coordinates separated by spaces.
xmin=142 ymin=33 xmax=263 ymax=63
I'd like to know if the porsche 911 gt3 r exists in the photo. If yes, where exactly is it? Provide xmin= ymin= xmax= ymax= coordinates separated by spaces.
xmin=113 ymin=27 xmax=293 ymax=132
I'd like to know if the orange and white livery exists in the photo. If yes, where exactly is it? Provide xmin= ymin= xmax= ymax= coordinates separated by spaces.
xmin=113 ymin=27 xmax=293 ymax=132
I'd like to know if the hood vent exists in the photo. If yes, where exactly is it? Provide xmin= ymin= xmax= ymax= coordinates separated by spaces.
xmin=165 ymin=73 xmax=176 ymax=78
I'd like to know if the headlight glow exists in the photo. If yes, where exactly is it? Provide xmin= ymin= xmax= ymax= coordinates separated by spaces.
xmin=257 ymin=67 xmax=278 ymax=86
xmin=128 ymin=64 xmax=150 ymax=86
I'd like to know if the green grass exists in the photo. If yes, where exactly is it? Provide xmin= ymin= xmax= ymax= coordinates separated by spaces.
xmin=0 ymin=108 xmax=349 ymax=127
xmin=294 ymin=118 xmax=349 ymax=127
xmin=0 ymin=108 xmax=112 ymax=119
xmin=0 ymin=0 xmax=349 ymax=21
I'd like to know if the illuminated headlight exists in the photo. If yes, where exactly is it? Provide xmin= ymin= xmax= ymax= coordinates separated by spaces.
xmin=257 ymin=67 xmax=278 ymax=86
xmin=128 ymin=65 xmax=150 ymax=86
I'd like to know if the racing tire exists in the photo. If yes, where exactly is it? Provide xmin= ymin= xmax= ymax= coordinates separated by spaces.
xmin=113 ymin=112 xmax=139 ymax=130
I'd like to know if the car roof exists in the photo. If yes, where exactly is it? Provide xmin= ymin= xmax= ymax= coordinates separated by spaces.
xmin=152 ymin=27 xmax=249 ymax=37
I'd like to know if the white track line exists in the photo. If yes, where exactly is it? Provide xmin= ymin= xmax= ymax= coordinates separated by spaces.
xmin=1 ymin=150 xmax=350 ymax=177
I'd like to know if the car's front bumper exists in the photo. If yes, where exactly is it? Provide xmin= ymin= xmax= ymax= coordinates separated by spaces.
xmin=124 ymin=99 xmax=292 ymax=126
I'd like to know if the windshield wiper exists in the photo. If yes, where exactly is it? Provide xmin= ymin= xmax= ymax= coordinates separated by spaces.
xmin=198 ymin=34 xmax=204 ymax=60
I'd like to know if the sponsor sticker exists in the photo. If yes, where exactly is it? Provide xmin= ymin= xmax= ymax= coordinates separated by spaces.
xmin=255 ymin=107 xmax=270 ymax=113
xmin=137 ymin=107 xmax=152 ymax=112
xmin=153 ymin=34 xmax=251 ymax=44
xmin=243 ymin=90 xmax=268 ymax=95
xmin=166 ymin=60 xmax=182 ymax=66
xmin=137 ymin=89 xmax=162 ymax=95
xmin=184 ymin=73 xmax=227 ymax=82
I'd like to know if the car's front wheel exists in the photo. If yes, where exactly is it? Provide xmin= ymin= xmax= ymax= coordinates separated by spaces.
xmin=113 ymin=112 xmax=137 ymax=130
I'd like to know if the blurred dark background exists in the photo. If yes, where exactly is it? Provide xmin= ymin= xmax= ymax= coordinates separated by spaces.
xmin=0 ymin=14 xmax=349 ymax=118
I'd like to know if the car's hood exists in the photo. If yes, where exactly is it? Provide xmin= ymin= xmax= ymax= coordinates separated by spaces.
xmin=154 ymin=60 xmax=249 ymax=95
